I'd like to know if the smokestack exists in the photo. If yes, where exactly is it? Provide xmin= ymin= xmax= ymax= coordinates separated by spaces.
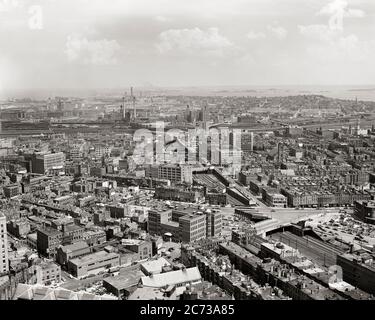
xmin=122 ymin=94 xmax=126 ymax=120
xmin=131 ymin=87 xmax=136 ymax=119
xmin=250 ymin=132 xmax=254 ymax=152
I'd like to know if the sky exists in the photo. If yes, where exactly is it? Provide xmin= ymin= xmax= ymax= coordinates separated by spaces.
xmin=0 ymin=0 xmax=375 ymax=93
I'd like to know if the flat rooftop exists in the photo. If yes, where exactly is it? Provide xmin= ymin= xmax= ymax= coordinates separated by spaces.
xmin=60 ymin=241 xmax=89 ymax=253
xmin=141 ymin=257 xmax=171 ymax=274
xmin=69 ymin=250 xmax=119 ymax=266
xmin=103 ymin=269 xmax=144 ymax=290
xmin=37 ymin=227 xmax=62 ymax=237
xmin=141 ymin=267 xmax=202 ymax=288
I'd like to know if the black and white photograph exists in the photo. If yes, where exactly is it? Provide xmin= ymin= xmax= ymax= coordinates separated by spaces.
xmin=1 ymin=0 xmax=375 ymax=311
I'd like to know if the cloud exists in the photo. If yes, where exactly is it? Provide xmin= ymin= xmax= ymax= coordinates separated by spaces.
xmin=317 ymin=0 xmax=365 ymax=31
xmin=318 ymin=0 xmax=365 ymax=18
xmin=267 ymin=25 xmax=287 ymax=39
xmin=298 ymin=24 xmax=373 ymax=64
xmin=65 ymin=34 xmax=121 ymax=65
xmin=154 ymin=15 xmax=169 ymax=23
xmin=0 ymin=0 xmax=20 ymax=12
xmin=298 ymin=0 xmax=370 ymax=64
xmin=246 ymin=31 xmax=266 ymax=40
xmin=298 ymin=24 xmax=339 ymax=42
xmin=156 ymin=27 xmax=234 ymax=57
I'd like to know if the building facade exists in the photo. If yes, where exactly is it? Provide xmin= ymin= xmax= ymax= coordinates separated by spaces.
xmin=67 ymin=251 xmax=120 ymax=278
xmin=0 ymin=213 xmax=9 ymax=274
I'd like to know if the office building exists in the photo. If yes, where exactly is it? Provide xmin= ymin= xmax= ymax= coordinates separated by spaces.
xmin=179 ymin=214 xmax=206 ymax=243
xmin=147 ymin=164 xmax=193 ymax=184
xmin=32 ymin=152 xmax=65 ymax=174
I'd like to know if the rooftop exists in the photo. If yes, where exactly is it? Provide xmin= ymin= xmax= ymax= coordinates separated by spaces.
xmin=13 ymin=284 xmax=117 ymax=300
xmin=103 ymin=268 xmax=144 ymax=291
xmin=37 ymin=227 xmax=62 ymax=237
xmin=128 ymin=286 xmax=185 ymax=300
xmin=141 ymin=267 xmax=202 ymax=288
xmin=60 ymin=241 xmax=89 ymax=253
xmin=141 ymin=257 xmax=171 ymax=274
xmin=69 ymin=250 xmax=119 ymax=266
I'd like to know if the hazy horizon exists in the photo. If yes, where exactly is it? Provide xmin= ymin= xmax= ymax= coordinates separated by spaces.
xmin=3 ymin=84 xmax=375 ymax=102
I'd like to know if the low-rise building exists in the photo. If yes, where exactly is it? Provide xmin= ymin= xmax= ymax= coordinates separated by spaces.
xmin=154 ymin=186 xmax=204 ymax=203
xmin=121 ymin=239 xmax=153 ymax=261
xmin=56 ymin=241 xmax=91 ymax=267
xmin=337 ymin=252 xmax=375 ymax=295
xmin=36 ymin=228 xmax=63 ymax=258
xmin=140 ymin=267 xmax=202 ymax=288
xmin=7 ymin=219 xmax=30 ymax=238
xmin=28 ymin=261 xmax=61 ymax=286
xmin=3 ymin=184 xmax=21 ymax=198
xmin=27 ymin=233 xmax=37 ymax=250
xmin=140 ymin=257 xmax=171 ymax=276
xmin=103 ymin=266 xmax=144 ymax=298
xmin=263 ymin=189 xmax=287 ymax=208
xmin=82 ymin=229 xmax=107 ymax=247
xmin=67 ymin=250 xmax=120 ymax=278
xmin=354 ymin=200 xmax=375 ymax=224
xmin=12 ymin=283 xmax=117 ymax=300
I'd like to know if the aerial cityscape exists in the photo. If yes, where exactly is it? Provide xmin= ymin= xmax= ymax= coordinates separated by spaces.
xmin=1 ymin=0 xmax=375 ymax=305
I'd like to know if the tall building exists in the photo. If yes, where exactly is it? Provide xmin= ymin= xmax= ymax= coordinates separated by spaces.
xmin=37 ymin=228 xmax=63 ymax=258
xmin=0 ymin=212 xmax=9 ymax=274
xmin=179 ymin=214 xmax=206 ymax=243
xmin=206 ymin=210 xmax=222 ymax=238
xmin=148 ymin=208 xmax=209 ymax=243
xmin=32 ymin=152 xmax=65 ymax=174
xmin=148 ymin=209 xmax=172 ymax=236
xmin=147 ymin=164 xmax=193 ymax=184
